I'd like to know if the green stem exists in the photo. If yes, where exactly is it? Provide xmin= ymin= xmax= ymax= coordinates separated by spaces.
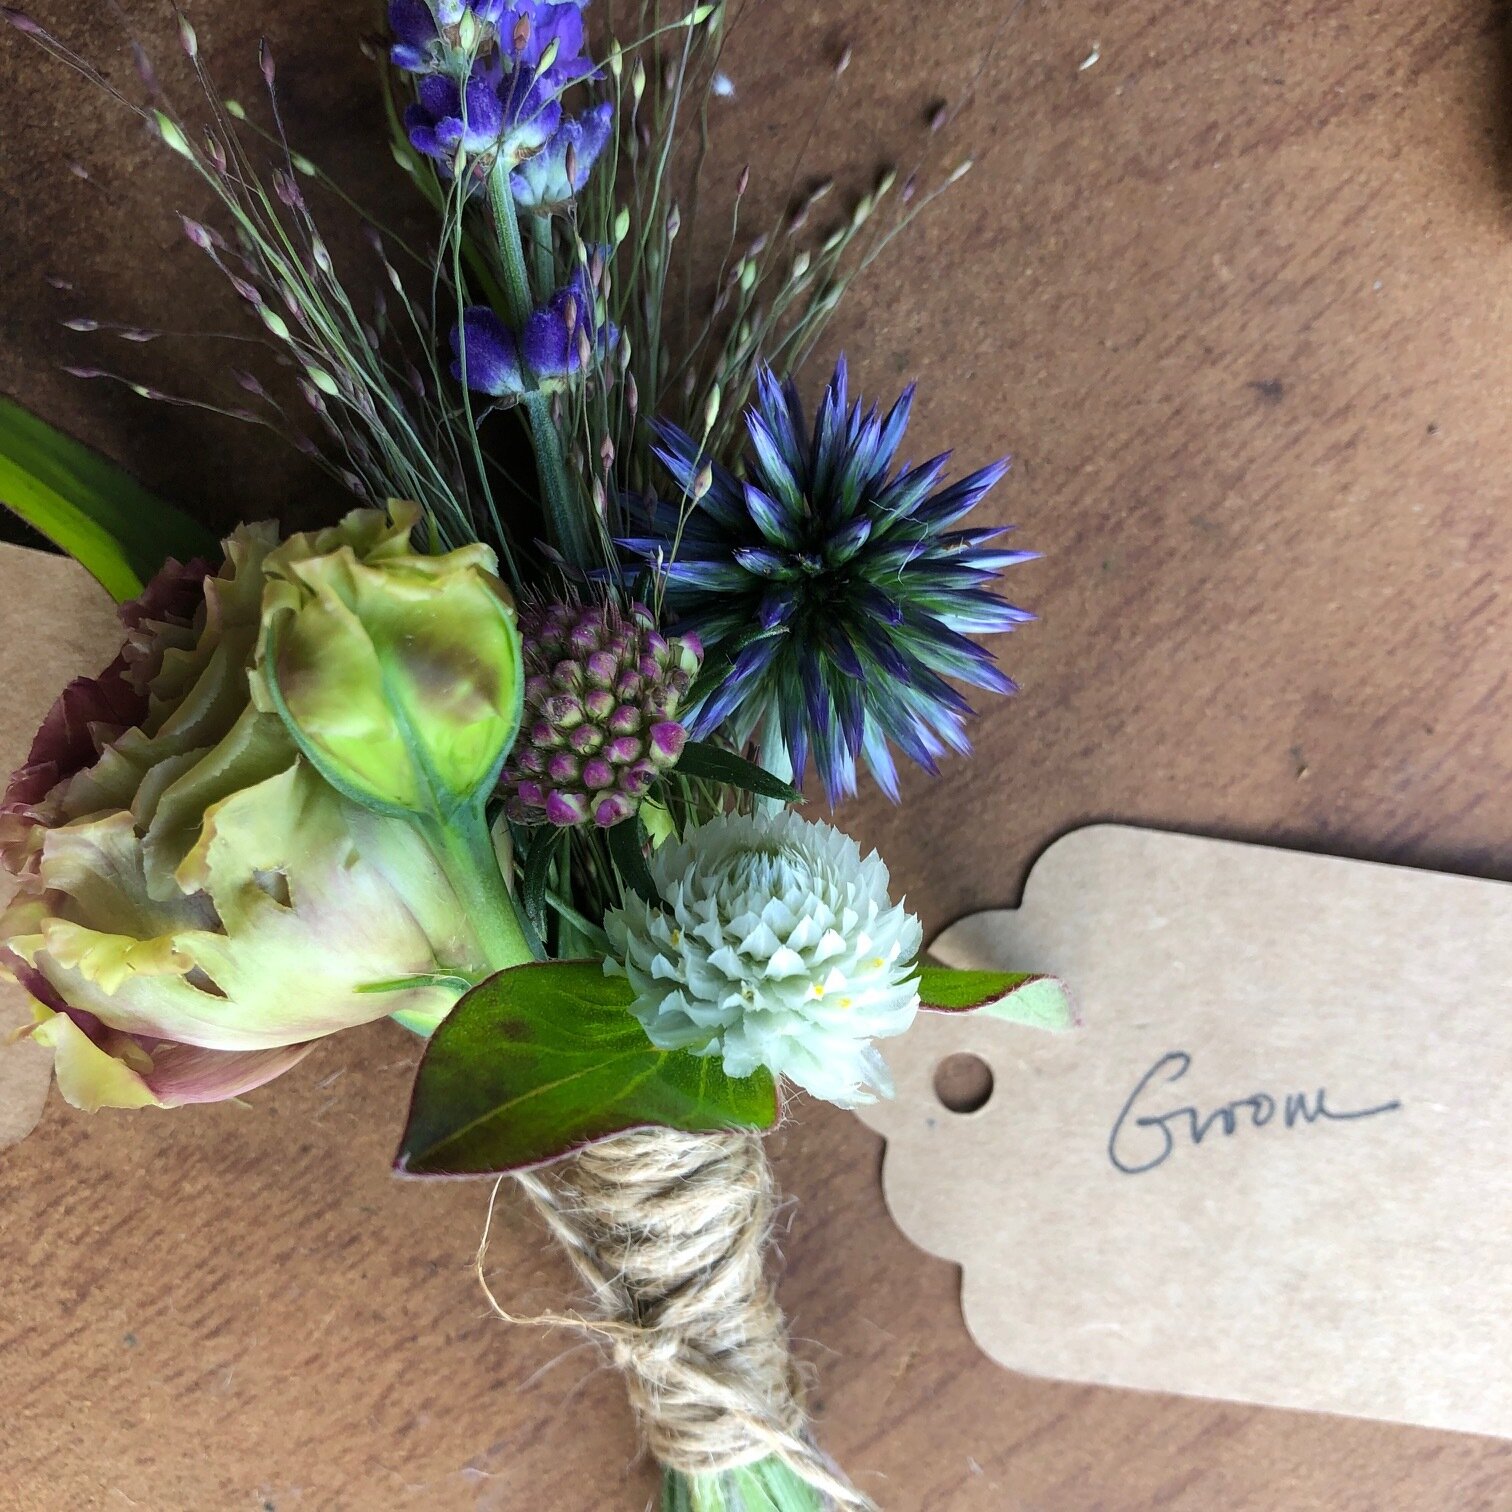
xmin=486 ymin=164 xmax=592 ymax=570
xmin=524 ymin=393 xmax=590 ymax=564
xmin=430 ymin=803 xmax=535 ymax=973
xmin=530 ymin=212 xmax=556 ymax=295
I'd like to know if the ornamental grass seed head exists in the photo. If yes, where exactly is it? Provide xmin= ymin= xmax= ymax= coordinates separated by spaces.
xmin=0 ymin=506 xmax=516 ymax=1111
xmin=621 ymin=359 xmax=1038 ymax=804
xmin=604 ymin=809 xmax=924 ymax=1106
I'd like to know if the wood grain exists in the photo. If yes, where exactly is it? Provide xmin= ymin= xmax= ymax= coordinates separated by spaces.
xmin=1 ymin=1 xmax=1509 ymax=1508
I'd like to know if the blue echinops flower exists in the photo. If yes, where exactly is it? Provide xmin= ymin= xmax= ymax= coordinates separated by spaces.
xmin=451 ymin=265 xmax=616 ymax=400
xmin=619 ymin=360 xmax=1037 ymax=804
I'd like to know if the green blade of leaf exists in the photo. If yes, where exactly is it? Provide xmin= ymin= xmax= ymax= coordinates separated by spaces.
xmin=916 ymin=965 xmax=1077 ymax=1030
xmin=395 ymin=960 xmax=777 ymax=1176
xmin=675 ymin=740 xmax=802 ymax=803
xmin=607 ymin=813 xmax=660 ymax=903
xmin=519 ymin=827 xmax=560 ymax=937
xmin=0 ymin=396 xmax=217 ymax=601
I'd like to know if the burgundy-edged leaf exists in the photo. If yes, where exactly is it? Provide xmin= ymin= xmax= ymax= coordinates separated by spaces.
xmin=916 ymin=965 xmax=1076 ymax=1030
xmin=395 ymin=960 xmax=777 ymax=1176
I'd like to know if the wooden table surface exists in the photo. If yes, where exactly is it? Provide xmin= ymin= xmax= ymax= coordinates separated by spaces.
xmin=2 ymin=1 xmax=1510 ymax=1508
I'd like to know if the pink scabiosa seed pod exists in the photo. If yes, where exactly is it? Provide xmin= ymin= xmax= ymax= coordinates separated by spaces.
xmin=500 ymin=599 xmax=701 ymax=829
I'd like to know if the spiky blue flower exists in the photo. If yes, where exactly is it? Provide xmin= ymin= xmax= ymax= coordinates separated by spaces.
xmin=620 ymin=359 xmax=1036 ymax=803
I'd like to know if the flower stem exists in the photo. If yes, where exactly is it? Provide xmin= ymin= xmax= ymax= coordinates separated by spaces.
xmin=430 ymin=802 xmax=535 ymax=973
xmin=486 ymin=163 xmax=592 ymax=571
xmin=663 ymin=1462 xmax=831 ymax=1511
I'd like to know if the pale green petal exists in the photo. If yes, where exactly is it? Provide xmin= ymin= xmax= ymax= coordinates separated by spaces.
xmin=25 ymin=766 xmax=479 ymax=1050
xmin=31 ymin=1008 xmax=159 ymax=1111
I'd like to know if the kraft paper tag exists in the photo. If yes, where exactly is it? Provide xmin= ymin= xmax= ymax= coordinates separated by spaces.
xmin=0 ymin=544 xmax=120 ymax=1150
xmin=858 ymin=824 xmax=1512 ymax=1439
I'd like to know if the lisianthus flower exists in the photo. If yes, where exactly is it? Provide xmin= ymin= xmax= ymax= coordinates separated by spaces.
xmin=620 ymin=359 xmax=1037 ymax=803
xmin=452 ymin=266 xmax=616 ymax=399
xmin=0 ymin=505 xmax=523 ymax=1111
xmin=604 ymin=810 xmax=924 ymax=1106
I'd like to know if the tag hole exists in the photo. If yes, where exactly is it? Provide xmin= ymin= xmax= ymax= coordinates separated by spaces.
xmin=934 ymin=1052 xmax=994 ymax=1114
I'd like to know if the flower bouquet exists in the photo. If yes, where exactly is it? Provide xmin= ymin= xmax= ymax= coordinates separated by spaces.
xmin=0 ymin=3 xmax=1065 ymax=1506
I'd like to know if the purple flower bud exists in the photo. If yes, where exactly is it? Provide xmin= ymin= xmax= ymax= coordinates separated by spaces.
xmin=648 ymin=722 xmax=687 ymax=766
xmin=546 ymin=751 xmax=579 ymax=784
xmin=584 ymin=688 xmax=616 ymax=721
xmin=546 ymin=790 xmax=590 ymax=827
xmin=568 ymin=724 xmax=604 ymax=755
xmin=607 ymin=704 xmax=641 ymax=736
xmin=180 ymin=216 xmax=214 ymax=251
xmin=604 ymin=735 xmax=642 ymax=766
xmin=516 ymin=780 xmax=546 ymax=808
xmin=542 ymin=693 xmax=584 ymax=729
xmin=585 ymin=650 xmax=618 ymax=688
xmin=593 ymin=791 xmax=637 ymax=828
xmin=581 ymin=756 xmax=615 ymax=791
xmin=620 ymin=761 xmax=656 ymax=797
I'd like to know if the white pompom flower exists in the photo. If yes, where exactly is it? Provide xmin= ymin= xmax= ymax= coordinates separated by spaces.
xmin=604 ymin=809 xmax=924 ymax=1106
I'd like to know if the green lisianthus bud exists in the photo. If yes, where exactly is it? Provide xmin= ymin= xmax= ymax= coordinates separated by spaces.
xmin=252 ymin=502 xmax=524 ymax=818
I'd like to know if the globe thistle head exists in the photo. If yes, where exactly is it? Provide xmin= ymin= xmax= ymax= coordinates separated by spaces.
xmin=604 ymin=810 xmax=924 ymax=1107
xmin=500 ymin=598 xmax=701 ymax=829
xmin=620 ymin=358 xmax=1037 ymax=804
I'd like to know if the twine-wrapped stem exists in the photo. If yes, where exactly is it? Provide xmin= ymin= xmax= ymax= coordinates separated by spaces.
xmin=508 ymin=1127 xmax=874 ymax=1507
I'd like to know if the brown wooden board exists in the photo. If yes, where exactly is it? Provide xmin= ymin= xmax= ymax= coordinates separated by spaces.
xmin=2 ymin=1 xmax=1510 ymax=1508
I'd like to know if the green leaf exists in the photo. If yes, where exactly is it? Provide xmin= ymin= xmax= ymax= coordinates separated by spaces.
xmin=916 ymin=965 xmax=1076 ymax=1030
xmin=675 ymin=740 xmax=802 ymax=803
xmin=0 ymin=396 xmax=217 ymax=601
xmin=640 ymin=795 xmax=676 ymax=848
xmin=607 ymin=814 xmax=659 ymax=903
xmin=395 ymin=960 xmax=777 ymax=1175
xmin=520 ymin=827 xmax=560 ymax=938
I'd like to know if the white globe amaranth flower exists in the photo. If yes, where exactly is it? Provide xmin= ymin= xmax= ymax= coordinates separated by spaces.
xmin=604 ymin=809 xmax=924 ymax=1106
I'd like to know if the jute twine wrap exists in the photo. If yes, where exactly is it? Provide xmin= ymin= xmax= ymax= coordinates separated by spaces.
xmin=488 ymin=1127 xmax=876 ymax=1508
